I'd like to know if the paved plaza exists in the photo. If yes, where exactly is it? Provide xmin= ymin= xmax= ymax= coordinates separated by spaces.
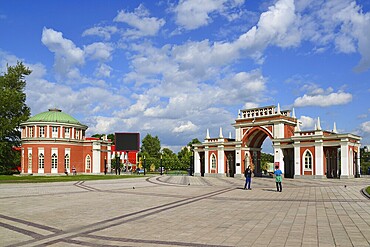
xmin=0 ymin=176 xmax=369 ymax=247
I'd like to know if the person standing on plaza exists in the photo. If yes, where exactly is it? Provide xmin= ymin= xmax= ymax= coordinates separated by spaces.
xmin=274 ymin=165 xmax=283 ymax=192
xmin=244 ymin=165 xmax=252 ymax=190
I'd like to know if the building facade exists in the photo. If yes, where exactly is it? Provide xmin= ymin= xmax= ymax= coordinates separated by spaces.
xmin=193 ymin=105 xmax=361 ymax=179
xmin=19 ymin=108 xmax=117 ymax=174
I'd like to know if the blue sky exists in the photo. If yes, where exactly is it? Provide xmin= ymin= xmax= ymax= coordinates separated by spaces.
xmin=1 ymin=0 xmax=370 ymax=153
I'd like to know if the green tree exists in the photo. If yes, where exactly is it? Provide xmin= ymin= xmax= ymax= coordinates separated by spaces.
xmin=260 ymin=152 xmax=274 ymax=173
xmin=177 ymin=138 xmax=201 ymax=170
xmin=141 ymin=134 xmax=161 ymax=159
xmin=0 ymin=62 xmax=32 ymax=173
xmin=162 ymin=148 xmax=180 ymax=170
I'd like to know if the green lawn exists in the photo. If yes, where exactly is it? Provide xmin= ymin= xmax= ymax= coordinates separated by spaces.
xmin=0 ymin=174 xmax=142 ymax=183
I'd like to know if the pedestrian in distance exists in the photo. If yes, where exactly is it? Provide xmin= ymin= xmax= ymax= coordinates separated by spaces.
xmin=244 ymin=165 xmax=252 ymax=190
xmin=274 ymin=165 xmax=283 ymax=192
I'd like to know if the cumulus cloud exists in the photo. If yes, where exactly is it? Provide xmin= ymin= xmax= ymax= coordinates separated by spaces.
xmin=41 ymin=27 xmax=85 ymax=78
xmin=172 ymin=121 xmax=198 ymax=133
xmin=94 ymin=64 xmax=113 ymax=78
xmin=296 ymin=0 xmax=370 ymax=72
xmin=360 ymin=121 xmax=370 ymax=133
xmin=84 ymin=42 xmax=113 ymax=61
xmin=174 ymin=0 xmax=244 ymax=30
xmin=114 ymin=4 xmax=165 ymax=38
xmin=299 ymin=115 xmax=315 ymax=130
xmin=82 ymin=26 xmax=118 ymax=40
xmin=293 ymin=91 xmax=352 ymax=107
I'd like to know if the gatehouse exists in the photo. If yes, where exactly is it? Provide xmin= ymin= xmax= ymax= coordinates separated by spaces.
xmin=193 ymin=105 xmax=361 ymax=179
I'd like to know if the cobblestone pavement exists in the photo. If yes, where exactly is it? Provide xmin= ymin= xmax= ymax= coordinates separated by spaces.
xmin=0 ymin=176 xmax=369 ymax=247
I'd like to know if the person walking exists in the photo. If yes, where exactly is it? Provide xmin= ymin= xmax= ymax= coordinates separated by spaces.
xmin=274 ymin=165 xmax=283 ymax=192
xmin=244 ymin=165 xmax=252 ymax=190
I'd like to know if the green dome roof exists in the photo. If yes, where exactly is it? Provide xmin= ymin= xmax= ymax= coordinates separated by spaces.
xmin=27 ymin=109 xmax=82 ymax=125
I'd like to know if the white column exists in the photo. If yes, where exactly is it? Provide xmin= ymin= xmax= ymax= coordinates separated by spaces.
xmin=204 ymin=147 xmax=209 ymax=174
xmin=356 ymin=144 xmax=361 ymax=176
xmin=217 ymin=145 xmax=225 ymax=176
xmin=92 ymin=142 xmax=101 ymax=174
xmin=71 ymin=127 xmax=75 ymax=139
xmin=293 ymin=142 xmax=301 ymax=177
xmin=235 ymin=126 xmax=241 ymax=141
xmin=107 ymin=145 xmax=112 ymax=173
xmin=194 ymin=148 xmax=201 ymax=176
xmin=315 ymin=140 xmax=324 ymax=178
xmin=47 ymin=125 xmax=50 ymax=138
xmin=273 ymin=123 xmax=285 ymax=138
xmin=60 ymin=126 xmax=63 ymax=138
xmin=235 ymin=144 xmax=242 ymax=175
xmin=340 ymin=140 xmax=349 ymax=178
xmin=273 ymin=143 xmax=284 ymax=174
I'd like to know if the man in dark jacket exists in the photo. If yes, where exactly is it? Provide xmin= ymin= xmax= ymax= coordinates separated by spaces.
xmin=244 ymin=165 xmax=252 ymax=190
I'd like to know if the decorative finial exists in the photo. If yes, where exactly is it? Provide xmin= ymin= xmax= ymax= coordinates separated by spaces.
xmin=229 ymin=132 xmax=232 ymax=139
xmin=317 ymin=117 xmax=322 ymax=130
xmin=277 ymin=103 xmax=281 ymax=114
xmin=292 ymin=108 xmax=296 ymax=118
xmin=295 ymin=120 xmax=301 ymax=132
xmin=333 ymin=122 xmax=337 ymax=133
xmin=238 ymin=109 xmax=241 ymax=119
xmin=206 ymin=129 xmax=210 ymax=139
xmin=219 ymin=127 xmax=223 ymax=138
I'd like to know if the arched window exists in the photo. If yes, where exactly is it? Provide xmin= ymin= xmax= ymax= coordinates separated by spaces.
xmin=38 ymin=153 xmax=44 ymax=169
xmin=51 ymin=153 xmax=58 ymax=169
xmin=303 ymin=150 xmax=312 ymax=170
xmin=211 ymin=154 xmax=217 ymax=169
xmin=85 ymin=155 xmax=91 ymax=170
xmin=28 ymin=154 xmax=32 ymax=169
xmin=64 ymin=154 xmax=70 ymax=170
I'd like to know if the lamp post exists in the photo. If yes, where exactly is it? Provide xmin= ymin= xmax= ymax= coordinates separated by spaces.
xmin=143 ymin=155 xmax=146 ymax=175
xmin=160 ymin=154 xmax=163 ymax=175
xmin=104 ymin=156 xmax=107 ymax=175
xmin=116 ymin=153 xmax=120 ymax=175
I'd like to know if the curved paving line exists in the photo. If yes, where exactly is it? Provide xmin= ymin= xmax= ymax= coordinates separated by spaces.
xmin=360 ymin=188 xmax=370 ymax=200
xmin=10 ymin=187 xmax=235 ymax=247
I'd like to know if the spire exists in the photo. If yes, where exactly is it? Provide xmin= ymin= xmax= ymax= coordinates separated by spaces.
xmin=317 ymin=117 xmax=322 ymax=130
xmin=292 ymin=108 xmax=296 ymax=118
xmin=238 ymin=109 xmax=241 ymax=119
xmin=219 ymin=127 xmax=223 ymax=138
xmin=229 ymin=132 xmax=232 ymax=139
xmin=333 ymin=122 xmax=337 ymax=133
xmin=277 ymin=103 xmax=281 ymax=114
xmin=206 ymin=129 xmax=210 ymax=139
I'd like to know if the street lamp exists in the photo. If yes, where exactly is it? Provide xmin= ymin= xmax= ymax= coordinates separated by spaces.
xmin=160 ymin=153 xmax=163 ymax=175
xmin=143 ymin=155 xmax=146 ymax=175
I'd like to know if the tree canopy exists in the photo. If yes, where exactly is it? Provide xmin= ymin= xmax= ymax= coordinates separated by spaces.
xmin=0 ymin=62 xmax=31 ymax=173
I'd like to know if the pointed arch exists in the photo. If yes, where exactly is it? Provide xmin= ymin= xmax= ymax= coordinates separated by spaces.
xmin=303 ymin=150 xmax=313 ymax=170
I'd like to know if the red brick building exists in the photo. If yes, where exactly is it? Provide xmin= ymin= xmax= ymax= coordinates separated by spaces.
xmin=193 ymin=105 xmax=362 ymax=179
xmin=20 ymin=108 xmax=118 ymax=174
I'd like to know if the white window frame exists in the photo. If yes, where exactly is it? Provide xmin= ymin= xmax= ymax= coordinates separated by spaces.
xmin=52 ymin=126 xmax=58 ymax=138
xmin=64 ymin=154 xmax=70 ymax=170
xmin=39 ymin=126 xmax=45 ymax=137
xmin=303 ymin=150 xmax=313 ymax=170
xmin=28 ymin=153 xmax=32 ymax=173
xmin=38 ymin=153 xmax=44 ymax=169
xmin=29 ymin=126 xmax=34 ymax=137
xmin=65 ymin=127 xmax=70 ymax=138
xmin=85 ymin=155 xmax=91 ymax=171
xmin=211 ymin=154 xmax=217 ymax=169
xmin=51 ymin=153 xmax=58 ymax=169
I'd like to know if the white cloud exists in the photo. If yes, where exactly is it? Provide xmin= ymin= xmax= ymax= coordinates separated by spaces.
xmin=41 ymin=27 xmax=85 ymax=78
xmin=84 ymin=42 xmax=113 ymax=61
xmin=173 ymin=0 xmax=244 ymax=30
xmin=114 ymin=4 xmax=165 ymax=38
xmin=82 ymin=26 xmax=118 ymax=40
xmin=294 ymin=91 xmax=352 ymax=107
xmin=172 ymin=121 xmax=198 ymax=133
xmin=360 ymin=121 xmax=370 ymax=133
xmin=94 ymin=64 xmax=113 ymax=78
xmin=299 ymin=115 xmax=315 ymax=129
xmin=296 ymin=0 xmax=370 ymax=72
